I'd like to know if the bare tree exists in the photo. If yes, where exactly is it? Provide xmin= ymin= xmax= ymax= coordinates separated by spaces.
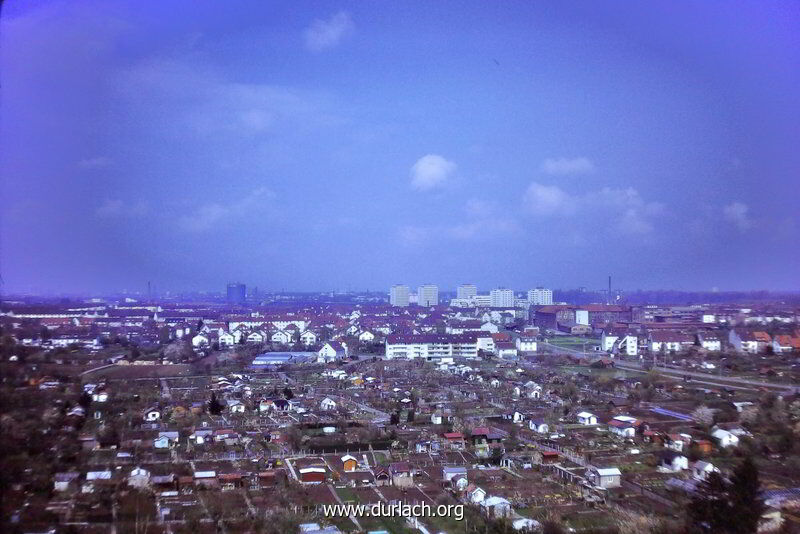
xmin=692 ymin=405 xmax=715 ymax=427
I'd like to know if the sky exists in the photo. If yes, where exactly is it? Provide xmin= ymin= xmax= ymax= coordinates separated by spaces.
xmin=1 ymin=0 xmax=799 ymax=295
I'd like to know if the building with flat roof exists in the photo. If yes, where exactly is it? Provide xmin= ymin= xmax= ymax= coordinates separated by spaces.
xmin=389 ymin=285 xmax=410 ymax=307
xmin=457 ymin=284 xmax=477 ymax=300
xmin=385 ymin=333 xmax=484 ymax=359
xmin=490 ymin=288 xmax=514 ymax=308
xmin=226 ymin=282 xmax=246 ymax=305
xmin=528 ymin=287 xmax=553 ymax=306
xmin=417 ymin=284 xmax=439 ymax=307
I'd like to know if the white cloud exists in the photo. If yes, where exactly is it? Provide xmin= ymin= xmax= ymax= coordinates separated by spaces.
xmin=79 ymin=156 xmax=112 ymax=169
xmin=398 ymin=225 xmax=430 ymax=246
xmin=523 ymin=183 xmax=576 ymax=216
xmin=723 ymin=202 xmax=752 ymax=231
xmin=540 ymin=157 xmax=594 ymax=176
xmin=96 ymin=199 xmax=148 ymax=217
xmin=523 ymin=183 xmax=664 ymax=236
xmin=304 ymin=11 xmax=354 ymax=52
xmin=410 ymin=154 xmax=457 ymax=191
xmin=178 ymin=188 xmax=273 ymax=232
xmin=594 ymin=187 xmax=664 ymax=235
xmin=116 ymin=58 xmax=340 ymax=139
xmin=398 ymin=199 xmax=519 ymax=246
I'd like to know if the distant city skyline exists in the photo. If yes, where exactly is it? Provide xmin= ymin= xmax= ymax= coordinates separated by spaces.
xmin=7 ymin=281 xmax=799 ymax=300
xmin=2 ymin=1 xmax=799 ymax=294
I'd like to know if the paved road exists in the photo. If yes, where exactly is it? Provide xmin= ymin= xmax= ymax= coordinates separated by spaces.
xmin=616 ymin=362 xmax=798 ymax=393
xmin=542 ymin=341 xmax=798 ymax=393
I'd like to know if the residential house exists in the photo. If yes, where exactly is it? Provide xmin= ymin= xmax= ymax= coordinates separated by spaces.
xmin=271 ymin=330 xmax=293 ymax=345
xmin=443 ymin=466 xmax=468 ymax=491
xmin=443 ymin=432 xmax=466 ymax=450
xmin=608 ymin=415 xmax=639 ymax=439
xmin=298 ymin=467 xmax=326 ymax=484
xmin=358 ymin=331 xmax=375 ymax=343
xmin=496 ymin=342 xmax=518 ymax=360
xmin=602 ymin=328 xmax=639 ymax=356
xmin=587 ymin=467 xmax=622 ymax=489
xmin=516 ymin=336 xmax=538 ymax=353
xmin=213 ymin=429 xmax=240 ymax=445
xmin=466 ymin=485 xmax=486 ymax=504
xmin=246 ymin=331 xmax=266 ymax=344
xmin=711 ymin=428 xmax=739 ymax=448
xmin=128 ymin=467 xmax=151 ymax=489
xmin=650 ymin=331 xmax=694 ymax=353
xmin=697 ymin=332 xmax=722 ymax=352
xmin=692 ymin=461 xmax=719 ymax=481
xmin=300 ymin=330 xmax=317 ymax=346
xmin=390 ymin=462 xmax=414 ymax=488
xmin=524 ymin=381 xmax=542 ymax=399
xmin=318 ymin=341 xmax=347 ymax=362
xmin=341 ymin=455 xmax=358 ymax=472
xmin=481 ymin=496 xmax=512 ymax=518
xmin=577 ymin=411 xmax=598 ymax=425
xmin=660 ymin=451 xmax=689 ymax=472
xmin=471 ymin=427 xmax=507 ymax=458
xmin=533 ymin=450 xmax=560 ymax=465
xmin=529 ymin=419 xmax=549 ymax=434
xmin=320 ymin=397 xmax=337 ymax=411
xmin=218 ymin=331 xmax=236 ymax=347
xmin=192 ymin=333 xmax=209 ymax=348
xmin=729 ymin=330 xmax=760 ymax=353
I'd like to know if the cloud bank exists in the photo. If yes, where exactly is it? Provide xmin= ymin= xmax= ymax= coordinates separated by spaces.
xmin=178 ymin=187 xmax=274 ymax=232
xmin=524 ymin=182 xmax=664 ymax=236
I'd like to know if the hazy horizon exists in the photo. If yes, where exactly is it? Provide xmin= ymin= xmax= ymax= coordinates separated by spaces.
xmin=3 ymin=285 xmax=800 ymax=300
xmin=2 ymin=1 xmax=799 ymax=294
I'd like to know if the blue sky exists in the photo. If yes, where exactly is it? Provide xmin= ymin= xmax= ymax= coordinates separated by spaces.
xmin=1 ymin=0 xmax=798 ymax=294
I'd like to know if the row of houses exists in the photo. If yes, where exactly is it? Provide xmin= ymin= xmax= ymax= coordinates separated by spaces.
xmin=601 ymin=327 xmax=800 ymax=355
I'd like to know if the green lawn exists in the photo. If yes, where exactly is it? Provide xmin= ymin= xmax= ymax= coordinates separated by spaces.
xmin=336 ymin=487 xmax=360 ymax=503
xmin=549 ymin=336 xmax=600 ymax=348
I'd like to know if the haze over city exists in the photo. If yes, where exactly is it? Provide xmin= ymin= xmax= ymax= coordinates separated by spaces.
xmin=2 ymin=1 xmax=799 ymax=295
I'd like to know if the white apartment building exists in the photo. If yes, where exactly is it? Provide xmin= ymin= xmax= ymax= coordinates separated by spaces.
xmin=418 ymin=284 xmax=439 ymax=307
xmin=457 ymin=284 xmax=477 ymax=300
xmin=528 ymin=287 xmax=553 ymax=306
xmin=516 ymin=336 xmax=538 ymax=353
xmin=473 ymin=294 xmax=492 ymax=307
xmin=601 ymin=330 xmax=639 ymax=356
xmin=490 ymin=288 xmax=515 ymax=308
xmin=389 ymin=285 xmax=410 ymax=307
xmin=385 ymin=334 xmax=479 ymax=359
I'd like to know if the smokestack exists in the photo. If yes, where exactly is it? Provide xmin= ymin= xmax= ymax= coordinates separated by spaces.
xmin=608 ymin=275 xmax=612 ymax=304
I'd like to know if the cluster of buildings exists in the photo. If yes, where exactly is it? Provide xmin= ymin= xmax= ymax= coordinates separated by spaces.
xmin=2 ymin=287 xmax=800 ymax=533
xmin=389 ymin=284 xmax=553 ymax=308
